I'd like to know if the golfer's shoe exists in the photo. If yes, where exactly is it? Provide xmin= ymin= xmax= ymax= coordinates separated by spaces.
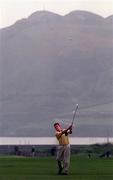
xmin=58 ymin=167 xmax=63 ymax=175
xmin=62 ymin=172 xmax=68 ymax=175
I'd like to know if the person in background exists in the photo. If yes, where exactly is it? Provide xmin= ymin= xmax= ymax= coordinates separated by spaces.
xmin=54 ymin=122 xmax=72 ymax=175
xmin=31 ymin=146 xmax=35 ymax=157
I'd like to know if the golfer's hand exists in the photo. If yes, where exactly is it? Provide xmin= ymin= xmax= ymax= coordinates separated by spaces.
xmin=70 ymin=130 xmax=72 ymax=134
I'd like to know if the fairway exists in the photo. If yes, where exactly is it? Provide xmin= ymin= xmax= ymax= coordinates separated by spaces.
xmin=0 ymin=155 xmax=113 ymax=180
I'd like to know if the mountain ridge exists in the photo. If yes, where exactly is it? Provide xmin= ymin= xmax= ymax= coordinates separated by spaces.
xmin=0 ymin=10 xmax=113 ymax=30
xmin=0 ymin=10 xmax=113 ymax=137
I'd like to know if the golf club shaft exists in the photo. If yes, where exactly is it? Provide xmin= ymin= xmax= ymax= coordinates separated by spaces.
xmin=71 ymin=104 xmax=78 ymax=126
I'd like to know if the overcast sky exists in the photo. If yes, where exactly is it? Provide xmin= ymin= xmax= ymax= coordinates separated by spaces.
xmin=0 ymin=0 xmax=113 ymax=28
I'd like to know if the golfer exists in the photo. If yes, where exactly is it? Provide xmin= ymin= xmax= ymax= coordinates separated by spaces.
xmin=54 ymin=122 xmax=72 ymax=175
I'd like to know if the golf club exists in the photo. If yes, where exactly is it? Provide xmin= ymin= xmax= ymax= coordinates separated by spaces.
xmin=71 ymin=104 xmax=79 ymax=127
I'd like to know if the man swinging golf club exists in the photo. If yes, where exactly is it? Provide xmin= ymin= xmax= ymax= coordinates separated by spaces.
xmin=54 ymin=104 xmax=78 ymax=175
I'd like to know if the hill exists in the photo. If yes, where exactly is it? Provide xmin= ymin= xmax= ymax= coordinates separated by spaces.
xmin=0 ymin=10 xmax=113 ymax=137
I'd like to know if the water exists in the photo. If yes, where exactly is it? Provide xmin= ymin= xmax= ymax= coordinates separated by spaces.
xmin=0 ymin=137 xmax=113 ymax=145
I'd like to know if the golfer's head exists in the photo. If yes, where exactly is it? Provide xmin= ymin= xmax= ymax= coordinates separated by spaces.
xmin=54 ymin=123 xmax=62 ymax=131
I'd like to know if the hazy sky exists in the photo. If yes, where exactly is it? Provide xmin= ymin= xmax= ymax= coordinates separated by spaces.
xmin=0 ymin=0 xmax=113 ymax=28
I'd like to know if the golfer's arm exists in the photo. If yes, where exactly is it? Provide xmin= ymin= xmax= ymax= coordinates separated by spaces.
xmin=61 ymin=126 xmax=72 ymax=135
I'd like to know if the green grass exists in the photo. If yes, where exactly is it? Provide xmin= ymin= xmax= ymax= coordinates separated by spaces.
xmin=0 ymin=155 xmax=113 ymax=180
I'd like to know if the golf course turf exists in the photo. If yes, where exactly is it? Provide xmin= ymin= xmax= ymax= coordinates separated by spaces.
xmin=0 ymin=155 xmax=113 ymax=180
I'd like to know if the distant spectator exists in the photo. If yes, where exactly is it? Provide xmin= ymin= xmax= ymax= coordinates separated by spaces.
xmin=51 ymin=146 xmax=56 ymax=156
xmin=99 ymin=151 xmax=110 ymax=158
xmin=88 ymin=153 xmax=91 ymax=158
xmin=106 ymin=151 xmax=110 ymax=158
xmin=87 ymin=150 xmax=91 ymax=158
xmin=14 ymin=146 xmax=19 ymax=155
xmin=31 ymin=146 xmax=35 ymax=157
